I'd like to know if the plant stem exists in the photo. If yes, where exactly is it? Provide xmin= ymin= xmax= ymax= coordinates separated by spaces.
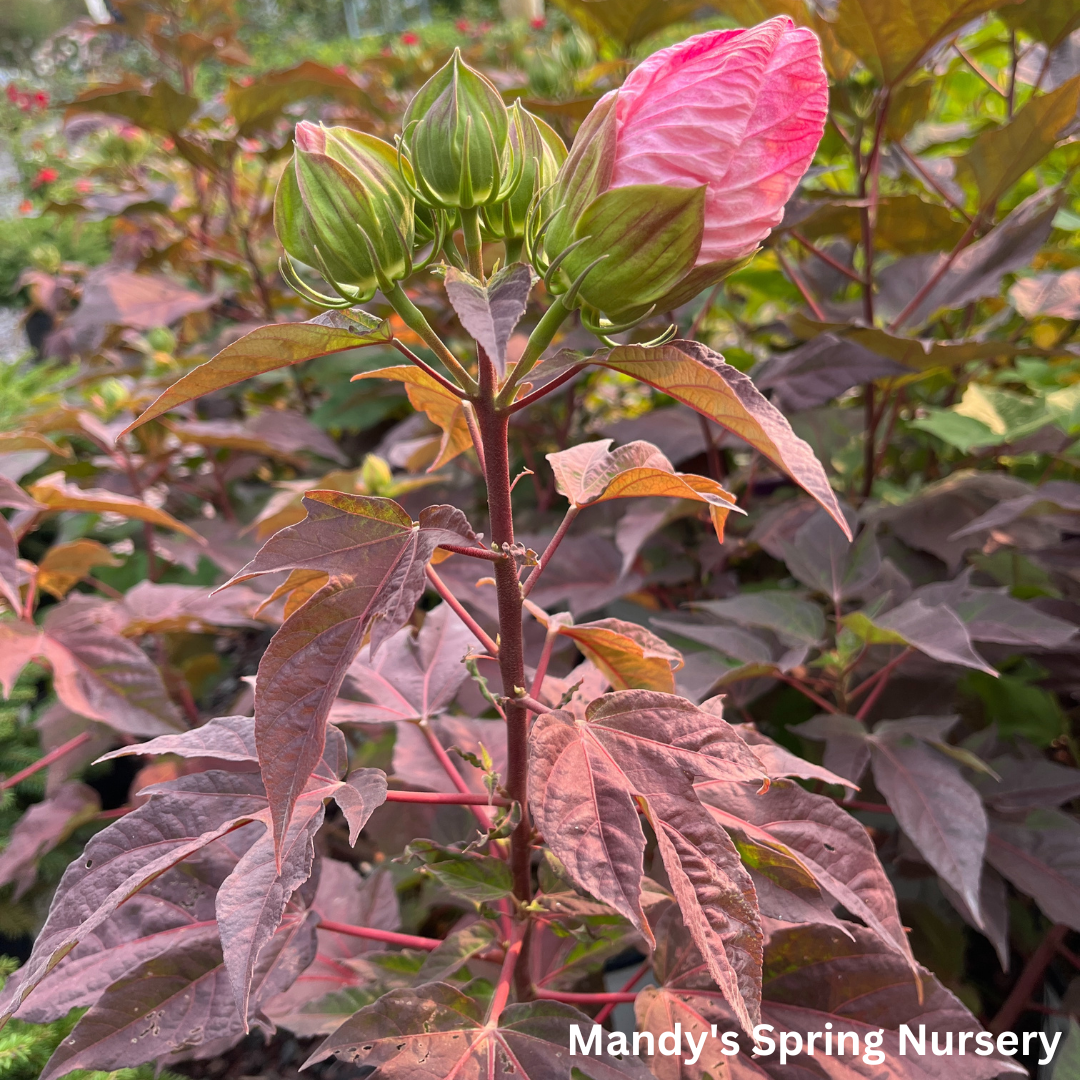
xmin=497 ymin=296 xmax=572 ymax=406
xmin=889 ymin=216 xmax=980 ymax=330
xmin=1 ymin=731 xmax=92 ymax=791
xmin=505 ymin=364 xmax=585 ymax=414
xmin=385 ymin=281 xmax=477 ymax=392
xmin=391 ymin=340 xmax=467 ymax=397
xmin=436 ymin=543 xmax=504 ymax=563
xmin=460 ymin=207 xmax=485 ymax=279
xmin=425 ymin=564 xmax=500 ymax=656
xmin=474 ymin=372 xmax=532 ymax=911
xmin=521 ymin=506 xmax=579 ymax=598
xmin=530 ymin=629 xmax=558 ymax=699
xmin=318 ymin=920 xmax=442 ymax=951
xmin=790 ymin=231 xmax=864 ymax=283
xmin=594 ymin=963 xmax=651 ymax=1023
xmin=532 ymin=989 xmax=640 ymax=1005
xmin=775 ymin=248 xmax=827 ymax=322
xmin=384 ymin=790 xmax=510 ymax=806
xmin=991 ymin=924 xmax=1067 ymax=1034
xmin=488 ymin=922 xmax=526 ymax=1024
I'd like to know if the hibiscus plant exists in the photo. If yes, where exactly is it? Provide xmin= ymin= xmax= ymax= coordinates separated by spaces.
xmin=0 ymin=15 xmax=1056 ymax=1080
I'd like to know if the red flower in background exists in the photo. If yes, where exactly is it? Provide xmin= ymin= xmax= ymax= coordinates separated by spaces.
xmin=32 ymin=168 xmax=58 ymax=188
xmin=5 ymin=84 xmax=17 ymax=103
xmin=455 ymin=18 xmax=470 ymax=32
xmin=18 ymin=199 xmax=33 ymax=215
xmin=530 ymin=16 xmax=546 ymax=28
xmin=400 ymin=31 xmax=419 ymax=46
xmin=75 ymin=178 xmax=93 ymax=194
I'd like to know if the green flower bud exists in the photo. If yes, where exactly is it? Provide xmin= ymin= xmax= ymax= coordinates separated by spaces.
xmin=274 ymin=122 xmax=415 ymax=303
xmin=539 ymin=95 xmax=705 ymax=319
xmin=483 ymin=102 xmax=566 ymax=242
xmin=401 ymin=49 xmax=509 ymax=211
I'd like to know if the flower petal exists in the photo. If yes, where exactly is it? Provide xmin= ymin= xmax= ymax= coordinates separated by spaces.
xmin=611 ymin=17 xmax=828 ymax=263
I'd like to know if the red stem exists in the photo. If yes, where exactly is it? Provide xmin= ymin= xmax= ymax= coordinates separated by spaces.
xmin=390 ymin=340 xmax=467 ymax=397
xmin=521 ymin=506 xmax=579 ymax=599
xmin=790 ymin=231 xmax=863 ymax=283
xmin=425 ymin=564 xmax=500 ymax=656
xmin=488 ymin=922 xmax=526 ymax=1024
xmin=854 ymin=648 xmax=914 ymax=721
xmin=533 ymin=989 xmax=640 ymax=1005
xmin=991 ymin=924 xmax=1068 ymax=1034
xmin=595 ymin=963 xmax=650 ymax=1024
xmin=775 ymin=248 xmax=827 ymax=322
xmin=775 ymin=672 xmax=840 ymax=715
xmin=384 ymin=789 xmax=510 ymax=806
xmin=2 ymin=731 xmax=92 ymax=791
xmin=417 ymin=718 xmax=494 ymax=830
xmin=318 ymin=920 xmax=442 ymax=951
xmin=890 ymin=216 xmax=980 ymax=331
xmin=506 ymin=366 xmax=585 ymax=414
xmin=436 ymin=543 xmax=504 ymax=563
xmin=530 ymin=630 xmax=558 ymax=699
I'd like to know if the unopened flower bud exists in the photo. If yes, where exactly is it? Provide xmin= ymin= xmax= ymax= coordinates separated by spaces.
xmin=541 ymin=17 xmax=827 ymax=321
xmin=275 ymin=121 xmax=415 ymax=303
xmin=402 ymin=49 xmax=509 ymax=210
xmin=483 ymin=102 xmax=566 ymax=242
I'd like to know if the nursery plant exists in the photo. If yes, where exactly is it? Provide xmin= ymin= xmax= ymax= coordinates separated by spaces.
xmin=2 ymin=4 xmax=1080 ymax=1080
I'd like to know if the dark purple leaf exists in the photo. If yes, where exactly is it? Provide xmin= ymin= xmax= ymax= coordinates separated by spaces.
xmin=699 ymin=779 xmax=915 ymax=965
xmin=0 ymin=782 xmax=100 ymax=897
xmin=97 ymin=714 xmax=258 ymax=765
xmin=39 ymin=912 xmax=317 ymax=1080
xmin=986 ymin=809 xmax=1080 ymax=930
xmin=529 ymin=690 xmax=766 ymax=1032
xmin=574 ymin=341 xmax=850 ymax=538
xmin=0 ymin=771 xmax=268 ymax=1022
xmin=870 ymin=733 xmax=988 ymax=920
xmin=444 ymin=263 xmax=535 ymax=376
xmin=306 ymin=983 xmax=653 ymax=1078
xmin=224 ymin=493 xmax=473 ymax=852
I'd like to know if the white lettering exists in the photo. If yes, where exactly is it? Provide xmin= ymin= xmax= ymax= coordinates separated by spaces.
xmin=570 ymin=1025 xmax=601 ymax=1056
xmin=779 ymin=1032 xmax=803 ymax=1064
xmin=753 ymin=1025 xmax=775 ymax=1057
xmin=659 ymin=1024 xmax=681 ymax=1057
xmin=633 ymin=1031 xmax=654 ymax=1057
xmin=899 ymin=1024 xmax=925 ymax=1055
xmin=975 ymin=1032 xmax=995 ymax=1056
xmin=997 ymin=1032 xmax=1018 ymax=1057
xmin=837 ymin=1031 xmax=858 ymax=1056
xmin=1039 ymin=1032 xmax=1063 ymax=1066
xmin=932 ymin=1031 xmax=952 ymax=1056
xmin=606 ymin=1031 xmax=628 ymax=1057
xmin=684 ymin=1030 xmax=708 ymax=1065
xmin=720 ymin=1031 xmax=740 ymax=1056
xmin=863 ymin=1030 xmax=885 ymax=1066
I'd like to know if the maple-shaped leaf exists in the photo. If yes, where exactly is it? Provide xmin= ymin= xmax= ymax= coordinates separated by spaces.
xmin=547 ymin=438 xmax=740 ymax=539
xmin=529 ymin=690 xmax=766 ymax=1032
xmin=0 ymin=770 xmax=268 ymax=1022
xmin=353 ymin=366 xmax=472 ymax=469
xmin=39 ymin=913 xmax=317 ymax=1080
xmin=122 ymin=313 xmax=392 ymax=435
xmin=306 ymin=982 xmax=653 ymax=1078
xmin=28 ymin=472 xmax=202 ymax=539
xmin=223 ymin=493 xmax=475 ymax=851
xmin=539 ymin=341 xmax=848 ymax=538
xmin=527 ymin=601 xmax=683 ymax=693
xmin=637 ymin=916 xmax=1022 ymax=1080
xmin=0 ymin=601 xmax=184 ymax=737
xmin=334 ymin=602 xmax=480 ymax=724
xmin=263 ymin=861 xmax=401 ymax=1036
xmin=0 ymin=782 xmax=100 ymax=898
xmin=97 ymin=713 xmax=258 ymax=765
xmin=698 ymin=780 xmax=914 ymax=966
xmin=216 ymin=766 xmax=386 ymax=1023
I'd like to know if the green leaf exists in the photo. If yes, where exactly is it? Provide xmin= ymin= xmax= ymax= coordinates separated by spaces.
xmin=405 ymin=840 xmax=514 ymax=905
xmin=1001 ymin=0 xmax=1080 ymax=47
xmin=955 ymin=76 xmax=1080 ymax=209
xmin=549 ymin=0 xmax=705 ymax=50
xmin=833 ymin=0 xmax=1017 ymax=86
xmin=123 ymin=312 xmax=391 ymax=435
xmin=909 ymin=409 xmax=1003 ymax=451
xmin=66 ymin=77 xmax=199 ymax=133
